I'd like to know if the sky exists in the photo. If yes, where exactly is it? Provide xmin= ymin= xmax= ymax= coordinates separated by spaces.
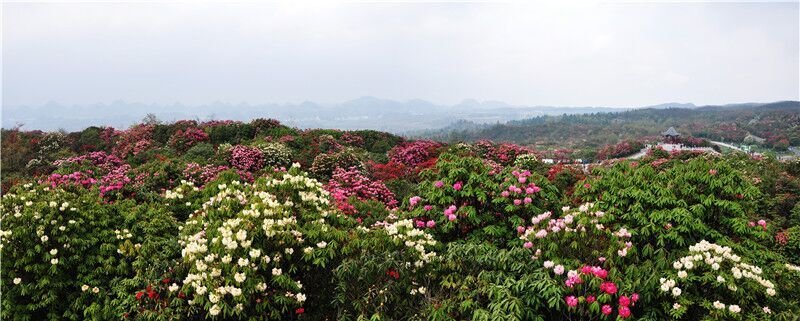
xmin=2 ymin=1 xmax=799 ymax=108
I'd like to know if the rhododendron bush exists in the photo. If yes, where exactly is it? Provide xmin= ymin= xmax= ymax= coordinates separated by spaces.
xmin=324 ymin=166 xmax=397 ymax=215
xmin=177 ymin=167 xmax=350 ymax=319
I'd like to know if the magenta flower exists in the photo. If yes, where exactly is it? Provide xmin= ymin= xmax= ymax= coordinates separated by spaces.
xmin=600 ymin=281 xmax=617 ymax=295
xmin=424 ymin=205 xmax=433 ymax=211
xmin=426 ymin=220 xmax=436 ymax=228
xmin=618 ymin=306 xmax=631 ymax=318
xmin=409 ymin=196 xmax=421 ymax=207
xmin=565 ymin=296 xmax=578 ymax=307
xmin=452 ymin=181 xmax=463 ymax=191
xmin=586 ymin=295 xmax=596 ymax=304
xmin=513 ymin=199 xmax=522 ymax=206
xmin=601 ymin=305 xmax=613 ymax=315
xmin=523 ymin=242 xmax=533 ymax=249
xmin=524 ymin=197 xmax=532 ymax=204
xmin=618 ymin=295 xmax=630 ymax=307
xmin=501 ymin=191 xmax=510 ymax=198
xmin=516 ymin=226 xmax=525 ymax=234
xmin=434 ymin=181 xmax=444 ymax=188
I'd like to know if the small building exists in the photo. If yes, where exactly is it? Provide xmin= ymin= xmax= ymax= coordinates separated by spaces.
xmin=662 ymin=127 xmax=681 ymax=143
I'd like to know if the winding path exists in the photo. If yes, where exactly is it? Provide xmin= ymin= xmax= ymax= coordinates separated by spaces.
xmin=708 ymin=140 xmax=743 ymax=151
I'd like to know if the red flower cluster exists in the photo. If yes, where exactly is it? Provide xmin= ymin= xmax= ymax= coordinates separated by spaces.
xmin=385 ymin=269 xmax=400 ymax=280
xmin=136 ymin=285 xmax=159 ymax=301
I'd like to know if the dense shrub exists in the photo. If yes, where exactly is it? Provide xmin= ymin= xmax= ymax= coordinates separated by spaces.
xmin=168 ymin=127 xmax=209 ymax=153
xmin=1 ymin=184 xmax=129 ymax=320
xmin=309 ymin=149 xmax=364 ymax=180
xmin=256 ymin=142 xmax=293 ymax=169
xmin=228 ymin=145 xmax=265 ymax=172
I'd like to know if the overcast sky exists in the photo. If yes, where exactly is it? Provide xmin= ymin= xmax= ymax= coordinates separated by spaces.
xmin=3 ymin=1 xmax=798 ymax=107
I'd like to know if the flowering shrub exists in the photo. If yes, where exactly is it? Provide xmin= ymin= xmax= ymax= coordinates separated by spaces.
xmin=333 ymin=217 xmax=438 ymax=320
xmin=113 ymin=124 xmax=155 ymax=158
xmin=517 ymin=203 xmax=639 ymax=319
xmin=177 ymin=166 xmax=349 ymax=319
xmin=596 ymin=140 xmax=646 ymax=160
xmin=410 ymin=152 xmax=559 ymax=242
xmin=256 ymin=142 xmax=293 ymax=169
xmin=53 ymin=151 xmax=124 ymax=173
xmin=325 ymin=167 xmax=397 ymax=215
xmin=0 ymin=184 xmax=127 ymax=320
xmin=475 ymin=140 xmax=533 ymax=165
xmin=42 ymin=171 xmax=97 ymax=189
xmin=183 ymin=163 xmax=231 ymax=187
xmin=228 ymin=145 xmax=265 ymax=172
xmin=388 ymin=140 xmax=441 ymax=168
xmin=309 ymin=148 xmax=363 ymax=180
xmin=659 ymin=240 xmax=778 ymax=319
xmin=168 ymin=127 xmax=209 ymax=153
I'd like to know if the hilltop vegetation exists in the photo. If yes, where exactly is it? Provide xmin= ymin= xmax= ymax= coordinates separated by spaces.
xmin=424 ymin=101 xmax=800 ymax=153
xmin=1 ymin=118 xmax=800 ymax=320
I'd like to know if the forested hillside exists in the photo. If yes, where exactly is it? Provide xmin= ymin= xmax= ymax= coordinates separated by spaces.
xmin=425 ymin=101 xmax=800 ymax=151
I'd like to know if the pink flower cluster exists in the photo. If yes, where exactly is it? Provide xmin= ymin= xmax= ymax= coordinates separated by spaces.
xmin=557 ymin=263 xmax=636 ymax=319
xmin=183 ymin=163 xmax=230 ymax=187
xmin=748 ymin=219 xmax=768 ymax=230
xmin=444 ymin=205 xmax=458 ymax=221
xmin=325 ymin=167 xmax=397 ymax=215
xmin=499 ymin=170 xmax=541 ymax=206
xmin=414 ymin=219 xmax=436 ymax=229
xmin=409 ymin=196 xmax=422 ymax=208
xmin=53 ymin=151 xmax=124 ymax=172
xmin=99 ymin=164 xmax=131 ymax=197
xmin=339 ymin=133 xmax=364 ymax=147
xmin=113 ymin=124 xmax=155 ymax=158
xmin=388 ymin=140 xmax=441 ymax=168
xmin=229 ymin=145 xmax=265 ymax=172
xmin=475 ymin=140 xmax=533 ymax=165
xmin=43 ymin=171 xmax=97 ymax=189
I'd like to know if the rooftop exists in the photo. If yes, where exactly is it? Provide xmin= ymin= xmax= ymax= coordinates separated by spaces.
xmin=662 ymin=127 xmax=680 ymax=136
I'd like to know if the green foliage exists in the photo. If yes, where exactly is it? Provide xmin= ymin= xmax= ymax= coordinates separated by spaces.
xmin=310 ymin=148 xmax=364 ymax=180
xmin=184 ymin=142 xmax=217 ymax=164
xmin=1 ymin=184 xmax=129 ymax=320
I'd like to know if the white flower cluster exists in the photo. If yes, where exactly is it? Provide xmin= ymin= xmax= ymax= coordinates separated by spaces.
xmin=383 ymin=219 xmax=438 ymax=268
xmin=165 ymin=182 xmax=198 ymax=200
xmin=662 ymin=240 xmax=777 ymax=315
xmin=519 ymin=203 xmax=630 ymax=257
xmin=180 ymin=171 xmax=336 ymax=317
xmin=409 ymin=286 xmax=427 ymax=295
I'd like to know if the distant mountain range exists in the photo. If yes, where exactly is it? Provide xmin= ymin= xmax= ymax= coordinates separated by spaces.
xmin=2 ymin=97 xmax=720 ymax=133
